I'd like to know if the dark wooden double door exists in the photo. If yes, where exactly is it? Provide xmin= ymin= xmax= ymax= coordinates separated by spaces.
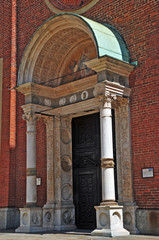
xmin=72 ymin=113 xmax=101 ymax=230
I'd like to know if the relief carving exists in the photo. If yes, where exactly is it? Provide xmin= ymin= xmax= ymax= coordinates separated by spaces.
xmin=61 ymin=184 xmax=72 ymax=201
xmin=61 ymin=155 xmax=71 ymax=172
xmin=115 ymin=99 xmax=133 ymax=202
xmin=31 ymin=213 xmax=41 ymax=225
xmin=61 ymin=129 xmax=71 ymax=144
xmin=63 ymin=210 xmax=73 ymax=225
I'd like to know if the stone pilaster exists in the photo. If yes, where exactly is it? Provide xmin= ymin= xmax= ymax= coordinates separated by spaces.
xmin=115 ymin=97 xmax=138 ymax=233
xmin=43 ymin=116 xmax=55 ymax=230
xmin=60 ymin=116 xmax=75 ymax=230
xmin=53 ymin=115 xmax=62 ymax=230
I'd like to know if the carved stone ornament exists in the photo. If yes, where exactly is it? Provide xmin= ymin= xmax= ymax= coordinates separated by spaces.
xmin=63 ymin=210 xmax=73 ymax=225
xmin=62 ymin=184 xmax=72 ymax=201
xmin=59 ymin=97 xmax=66 ymax=106
xmin=101 ymin=158 xmax=115 ymax=168
xmin=31 ymin=213 xmax=41 ymax=225
xmin=61 ymin=129 xmax=71 ymax=144
xmin=81 ymin=90 xmax=89 ymax=100
xmin=22 ymin=213 xmax=29 ymax=226
xmin=70 ymin=94 xmax=77 ymax=103
xmin=61 ymin=155 xmax=71 ymax=172
xmin=44 ymin=98 xmax=52 ymax=107
xmin=44 ymin=211 xmax=51 ymax=223
xmin=99 ymin=213 xmax=108 ymax=227
xmin=22 ymin=112 xmax=39 ymax=122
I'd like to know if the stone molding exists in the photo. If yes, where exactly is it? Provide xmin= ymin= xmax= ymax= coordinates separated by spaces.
xmin=85 ymin=56 xmax=134 ymax=78
xmin=26 ymin=168 xmax=37 ymax=176
xmin=101 ymin=158 xmax=115 ymax=168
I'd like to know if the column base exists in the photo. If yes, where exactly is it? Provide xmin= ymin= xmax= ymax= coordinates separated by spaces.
xmin=53 ymin=203 xmax=76 ymax=231
xmin=122 ymin=204 xmax=139 ymax=234
xmin=91 ymin=204 xmax=130 ymax=237
xmin=16 ymin=207 xmax=43 ymax=233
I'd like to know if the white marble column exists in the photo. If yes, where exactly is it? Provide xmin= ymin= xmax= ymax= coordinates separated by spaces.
xmin=92 ymin=94 xmax=129 ymax=237
xmin=100 ymin=95 xmax=116 ymax=205
xmin=23 ymin=112 xmax=38 ymax=206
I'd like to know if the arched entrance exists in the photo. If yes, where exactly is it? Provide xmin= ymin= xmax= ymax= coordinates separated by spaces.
xmin=16 ymin=14 xmax=137 ymax=236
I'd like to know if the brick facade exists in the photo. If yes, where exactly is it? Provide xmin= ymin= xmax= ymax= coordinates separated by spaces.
xmin=0 ymin=0 xmax=158 ymax=233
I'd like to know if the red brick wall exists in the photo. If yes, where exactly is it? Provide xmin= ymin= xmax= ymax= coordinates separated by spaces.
xmin=0 ymin=0 xmax=158 ymax=208
xmin=0 ymin=0 xmax=12 ymax=207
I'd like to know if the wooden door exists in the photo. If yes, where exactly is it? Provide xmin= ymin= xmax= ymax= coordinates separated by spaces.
xmin=72 ymin=113 xmax=101 ymax=229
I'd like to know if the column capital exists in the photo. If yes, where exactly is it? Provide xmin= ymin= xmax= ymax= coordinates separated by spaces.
xmin=22 ymin=112 xmax=39 ymax=122
xmin=43 ymin=116 xmax=53 ymax=128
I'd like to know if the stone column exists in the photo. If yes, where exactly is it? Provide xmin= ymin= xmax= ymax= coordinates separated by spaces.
xmin=92 ymin=94 xmax=129 ymax=237
xmin=24 ymin=112 xmax=38 ymax=206
xmin=16 ymin=112 xmax=43 ymax=233
xmin=100 ymin=95 xmax=116 ymax=205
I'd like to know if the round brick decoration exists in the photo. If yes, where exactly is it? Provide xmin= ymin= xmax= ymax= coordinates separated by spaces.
xmin=45 ymin=0 xmax=100 ymax=14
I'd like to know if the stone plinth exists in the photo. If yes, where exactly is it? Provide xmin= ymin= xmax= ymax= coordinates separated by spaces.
xmin=16 ymin=208 xmax=43 ymax=233
xmin=91 ymin=205 xmax=129 ymax=237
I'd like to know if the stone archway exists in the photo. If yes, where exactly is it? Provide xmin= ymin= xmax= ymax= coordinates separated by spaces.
xmin=16 ymin=13 xmax=137 ymax=236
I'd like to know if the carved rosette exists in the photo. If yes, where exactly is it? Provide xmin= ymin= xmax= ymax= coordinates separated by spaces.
xmin=101 ymin=158 xmax=115 ymax=168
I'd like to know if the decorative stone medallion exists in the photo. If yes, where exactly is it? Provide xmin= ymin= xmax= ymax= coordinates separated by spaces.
xmin=22 ymin=213 xmax=29 ymax=226
xmin=45 ymin=0 xmax=100 ymax=14
xmin=63 ymin=210 xmax=73 ymax=224
xmin=99 ymin=213 xmax=108 ymax=227
xmin=81 ymin=90 xmax=88 ymax=100
xmin=59 ymin=97 xmax=66 ymax=106
xmin=44 ymin=211 xmax=51 ymax=223
xmin=61 ymin=155 xmax=71 ymax=172
xmin=70 ymin=94 xmax=77 ymax=103
xmin=62 ymin=184 xmax=72 ymax=201
xmin=123 ymin=212 xmax=132 ymax=225
xmin=44 ymin=98 xmax=52 ymax=106
xmin=31 ymin=213 xmax=41 ymax=225
xmin=61 ymin=129 xmax=71 ymax=144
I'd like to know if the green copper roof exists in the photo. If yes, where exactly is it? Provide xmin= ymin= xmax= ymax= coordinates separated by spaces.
xmin=79 ymin=15 xmax=130 ymax=63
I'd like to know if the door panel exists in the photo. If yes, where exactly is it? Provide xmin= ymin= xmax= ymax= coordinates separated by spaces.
xmin=72 ymin=113 xmax=101 ymax=229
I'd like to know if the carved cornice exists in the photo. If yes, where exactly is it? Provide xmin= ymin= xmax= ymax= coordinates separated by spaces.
xmin=93 ymin=81 xmax=130 ymax=109
xmin=85 ymin=56 xmax=134 ymax=77
xmin=16 ymin=75 xmax=97 ymax=99
xmin=93 ymin=80 xmax=126 ymax=98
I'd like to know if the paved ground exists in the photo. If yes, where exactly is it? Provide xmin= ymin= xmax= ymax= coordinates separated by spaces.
xmin=0 ymin=230 xmax=159 ymax=240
